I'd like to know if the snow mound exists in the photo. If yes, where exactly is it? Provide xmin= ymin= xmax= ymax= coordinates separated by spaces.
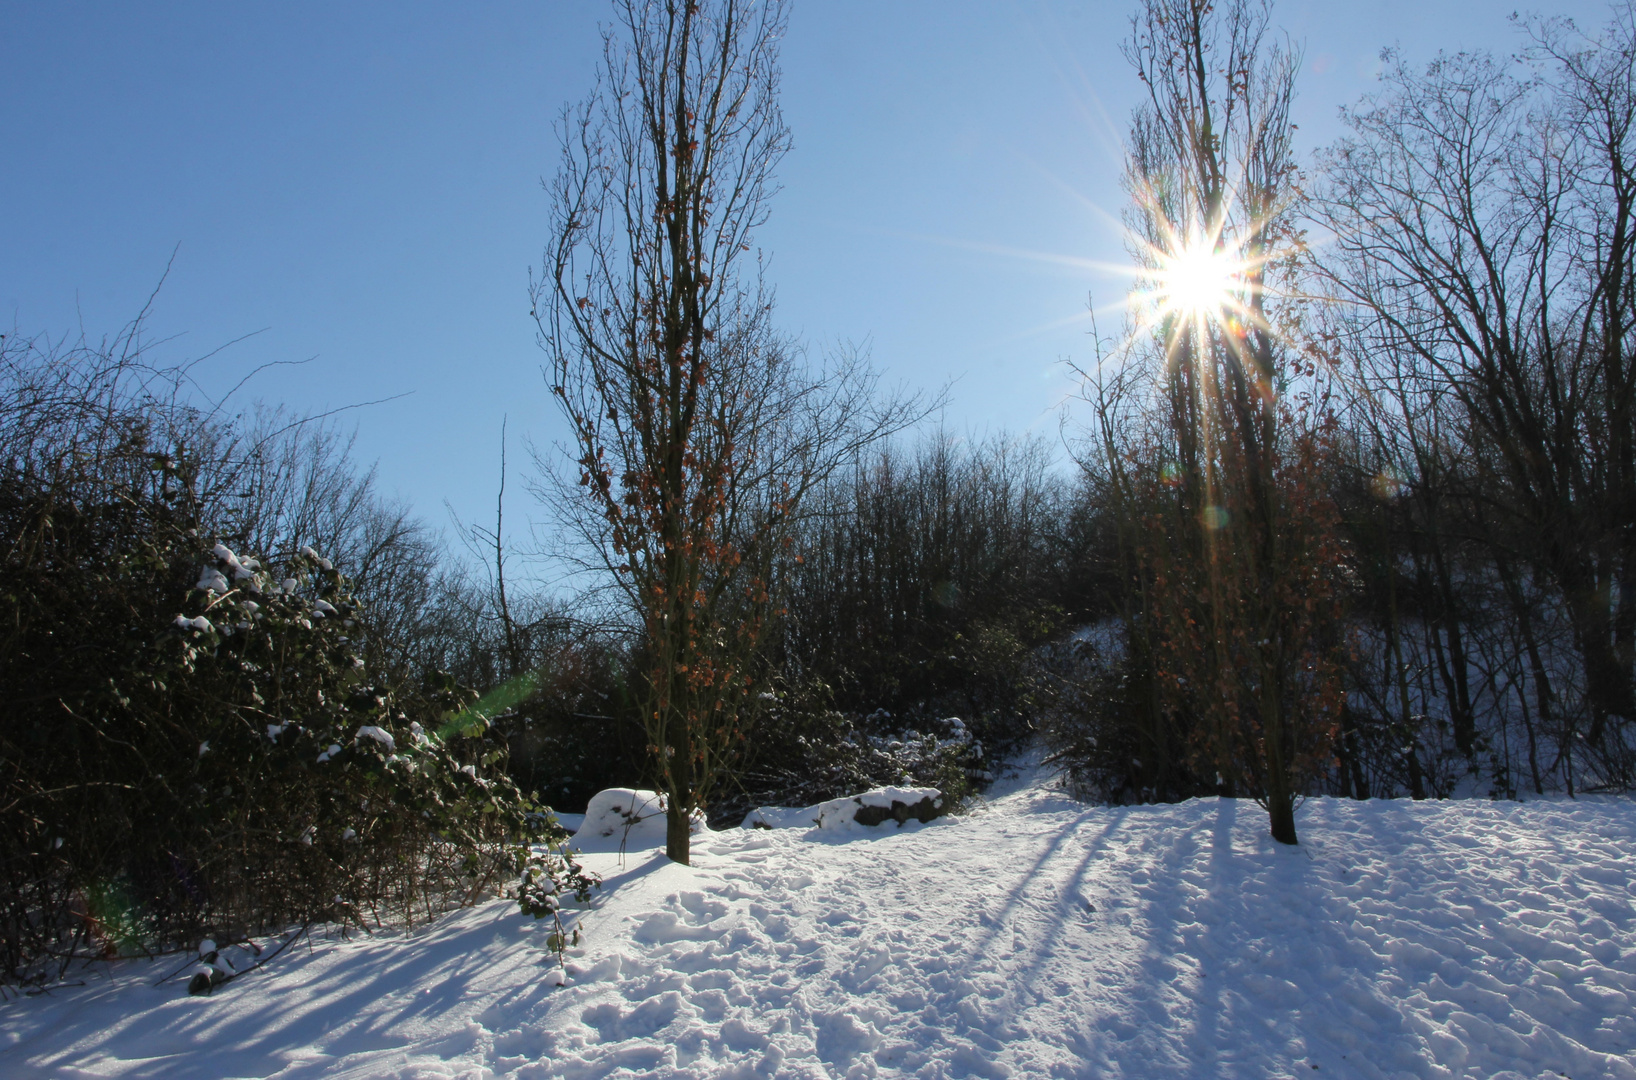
xmin=572 ymin=788 xmax=705 ymax=852
xmin=744 ymin=785 xmax=946 ymax=831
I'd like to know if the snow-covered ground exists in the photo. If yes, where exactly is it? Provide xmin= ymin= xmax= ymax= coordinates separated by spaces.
xmin=5 ymin=765 xmax=1636 ymax=1079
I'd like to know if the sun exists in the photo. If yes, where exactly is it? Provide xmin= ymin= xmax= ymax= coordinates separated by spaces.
xmin=1155 ymin=239 xmax=1240 ymax=320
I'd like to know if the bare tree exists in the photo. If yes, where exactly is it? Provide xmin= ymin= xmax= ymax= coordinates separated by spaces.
xmin=1095 ymin=0 xmax=1346 ymax=844
xmin=1317 ymin=8 xmax=1636 ymax=785
xmin=535 ymin=0 xmax=915 ymax=863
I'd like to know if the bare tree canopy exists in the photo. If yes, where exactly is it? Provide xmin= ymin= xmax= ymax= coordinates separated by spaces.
xmin=1318 ymin=8 xmax=1636 ymax=783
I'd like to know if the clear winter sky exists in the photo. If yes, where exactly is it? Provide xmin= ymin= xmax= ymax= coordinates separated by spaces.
xmin=1 ymin=0 xmax=1613 ymax=568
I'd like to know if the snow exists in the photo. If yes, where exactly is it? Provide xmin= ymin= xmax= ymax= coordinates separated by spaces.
xmin=573 ymin=789 xmax=705 ymax=853
xmin=744 ymin=787 xmax=944 ymax=832
xmin=195 ymin=568 xmax=229 ymax=594
xmin=353 ymin=726 xmax=395 ymax=752
xmin=6 ymin=766 xmax=1636 ymax=1078
xmin=210 ymin=544 xmax=259 ymax=582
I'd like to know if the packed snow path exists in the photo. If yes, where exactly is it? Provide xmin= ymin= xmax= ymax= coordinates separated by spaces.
xmin=5 ymin=772 xmax=1636 ymax=1079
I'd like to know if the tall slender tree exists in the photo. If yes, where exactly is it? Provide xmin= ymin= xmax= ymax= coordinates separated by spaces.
xmin=1108 ymin=0 xmax=1346 ymax=843
xmin=537 ymin=0 xmax=908 ymax=863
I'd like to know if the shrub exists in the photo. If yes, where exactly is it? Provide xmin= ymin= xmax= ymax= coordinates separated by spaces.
xmin=0 ymin=330 xmax=581 ymax=985
xmin=487 ymin=637 xmax=649 ymax=813
xmin=780 ymin=436 xmax=1091 ymax=773
xmin=0 ymin=518 xmax=574 ymax=982
xmin=1037 ymin=626 xmax=1208 ymax=804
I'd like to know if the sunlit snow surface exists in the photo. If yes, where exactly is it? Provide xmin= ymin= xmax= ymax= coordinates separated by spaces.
xmin=5 ymin=765 xmax=1636 ymax=1079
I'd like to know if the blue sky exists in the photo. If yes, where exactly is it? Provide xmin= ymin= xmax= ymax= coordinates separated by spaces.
xmin=1 ymin=0 xmax=1609 ymax=563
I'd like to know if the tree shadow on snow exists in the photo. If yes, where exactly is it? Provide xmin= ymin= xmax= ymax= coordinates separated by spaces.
xmin=5 ymin=879 xmax=635 ymax=1080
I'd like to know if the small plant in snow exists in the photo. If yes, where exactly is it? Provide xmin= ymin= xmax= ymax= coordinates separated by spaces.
xmin=513 ymin=822 xmax=600 ymax=965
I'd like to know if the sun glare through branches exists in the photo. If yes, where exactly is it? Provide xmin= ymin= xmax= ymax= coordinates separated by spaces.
xmin=1131 ymin=217 xmax=1267 ymax=342
xmin=1156 ymin=239 xmax=1238 ymax=318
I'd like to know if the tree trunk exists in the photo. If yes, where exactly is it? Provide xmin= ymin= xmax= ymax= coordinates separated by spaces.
xmin=1261 ymin=667 xmax=1298 ymax=845
xmin=1431 ymin=544 xmax=1475 ymax=756
xmin=665 ymin=800 xmax=691 ymax=866
xmin=1266 ymin=788 xmax=1298 ymax=845
xmin=1338 ymin=704 xmax=1368 ymax=799
xmin=1386 ymin=543 xmax=1427 ymax=800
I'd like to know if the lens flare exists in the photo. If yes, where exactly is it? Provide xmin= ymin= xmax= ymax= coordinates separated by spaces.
xmin=1127 ymin=214 xmax=1268 ymax=344
xmin=1158 ymin=241 xmax=1239 ymax=320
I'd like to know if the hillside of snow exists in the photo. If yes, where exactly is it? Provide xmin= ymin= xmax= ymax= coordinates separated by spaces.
xmin=4 ymin=767 xmax=1636 ymax=1079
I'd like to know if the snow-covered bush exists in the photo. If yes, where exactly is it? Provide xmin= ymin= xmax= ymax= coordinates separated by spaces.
xmin=0 ymin=329 xmax=573 ymax=984
xmin=0 ymin=522 xmax=573 ymax=984
xmin=514 ymin=837 xmax=598 ymax=960
xmin=569 ymin=788 xmax=710 ymax=851
xmin=161 ymin=543 xmax=567 ymax=922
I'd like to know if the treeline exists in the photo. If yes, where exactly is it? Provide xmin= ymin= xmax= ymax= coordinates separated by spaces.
xmin=1316 ymin=16 xmax=1636 ymax=801
xmin=459 ymin=431 xmax=1106 ymax=825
